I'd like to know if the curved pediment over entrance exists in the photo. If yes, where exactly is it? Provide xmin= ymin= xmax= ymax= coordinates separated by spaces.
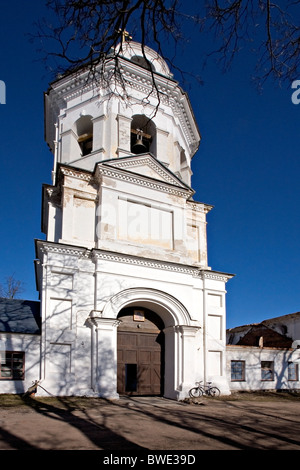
xmin=101 ymin=287 xmax=191 ymax=327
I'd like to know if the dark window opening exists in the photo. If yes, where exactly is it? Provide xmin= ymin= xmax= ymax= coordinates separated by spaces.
xmin=231 ymin=360 xmax=245 ymax=381
xmin=131 ymin=129 xmax=151 ymax=154
xmin=78 ymin=133 xmax=93 ymax=156
xmin=261 ymin=361 xmax=274 ymax=381
xmin=288 ymin=362 xmax=299 ymax=381
xmin=130 ymin=115 xmax=156 ymax=156
xmin=0 ymin=351 xmax=25 ymax=380
xmin=131 ymin=55 xmax=155 ymax=72
xmin=76 ymin=115 xmax=93 ymax=156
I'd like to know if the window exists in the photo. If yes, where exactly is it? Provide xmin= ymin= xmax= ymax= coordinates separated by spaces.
xmin=261 ymin=361 xmax=274 ymax=381
xmin=0 ymin=351 xmax=25 ymax=380
xmin=231 ymin=360 xmax=245 ymax=381
xmin=288 ymin=362 xmax=299 ymax=381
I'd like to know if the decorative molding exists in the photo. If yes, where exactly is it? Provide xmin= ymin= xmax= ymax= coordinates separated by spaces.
xmin=93 ymin=250 xmax=233 ymax=282
xmin=88 ymin=314 xmax=121 ymax=329
xmin=101 ymin=286 xmax=192 ymax=326
xmin=186 ymin=200 xmax=214 ymax=214
xmin=60 ymin=166 xmax=93 ymax=182
xmin=202 ymin=271 xmax=234 ymax=283
xmin=36 ymin=241 xmax=233 ymax=282
xmin=38 ymin=242 xmax=90 ymax=259
xmin=175 ymin=325 xmax=201 ymax=336
xmin=97 ymin=165 xmax=193 ymax=198
xmin=104 ymin=154 xmax=185 ymax=186
xmin=93 ymin=249 xmax=200 ymax=275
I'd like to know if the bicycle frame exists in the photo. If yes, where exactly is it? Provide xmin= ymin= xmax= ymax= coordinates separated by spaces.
xmin=189 ymin=381 xmax=220 ymax=398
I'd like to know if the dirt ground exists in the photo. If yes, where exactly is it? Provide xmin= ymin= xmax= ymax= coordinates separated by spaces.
xmin=0 ymin=392 xmax=299 ymax=454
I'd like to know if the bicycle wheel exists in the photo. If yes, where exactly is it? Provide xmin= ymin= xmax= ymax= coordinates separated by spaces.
xmin=209 ymin=387 xmax=220 ymax=397
xmin=189 ymin=387 xmax=203 ymax=398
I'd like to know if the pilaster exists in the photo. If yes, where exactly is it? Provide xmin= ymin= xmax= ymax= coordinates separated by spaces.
xmin=88 ymin=313 xmax=120 ymax=398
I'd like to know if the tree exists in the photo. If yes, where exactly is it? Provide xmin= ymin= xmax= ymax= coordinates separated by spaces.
xmin=0 ymin=275 xmax=24 ymax=299
xmin=34 ymin=0 xmax=300 ymax=89
xmin=206 ymin=0 xmax=300 ymax=86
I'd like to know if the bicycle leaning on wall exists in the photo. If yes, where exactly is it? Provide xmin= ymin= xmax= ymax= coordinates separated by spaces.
xmin=189 ymin=381 xmax=220 ymax=398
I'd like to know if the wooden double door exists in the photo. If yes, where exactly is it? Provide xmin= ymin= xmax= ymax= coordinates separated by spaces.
xmin=117 ymin=307 xmax=164 ymax=396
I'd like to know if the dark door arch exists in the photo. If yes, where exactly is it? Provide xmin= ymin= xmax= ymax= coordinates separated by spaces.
xmin=117 ymin=307 xmax=164 ymax=396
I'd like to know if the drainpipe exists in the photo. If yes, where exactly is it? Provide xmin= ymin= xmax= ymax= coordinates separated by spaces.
xmin=86 ymin=315 xmax=96 ymax=392
xmin=52 ymin=122 xmax=59 ymax=185
xmin=203 ymin=273 xmax=207 ymax=385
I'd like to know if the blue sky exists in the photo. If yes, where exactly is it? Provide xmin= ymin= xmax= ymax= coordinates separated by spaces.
xmin=0 ymin=2 xmax=299 ymax=329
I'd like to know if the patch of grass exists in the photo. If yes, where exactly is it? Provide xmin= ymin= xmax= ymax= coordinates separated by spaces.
xmin=0 ymin=391 xmax=299 ymax=409
xmin=218 ymin=390 xmax=300 ymax=401
xmin=0 ymin=394 xmax=110 ymax=410
xmin=184 ymin=390 xmax=300 ymax=404
xmin=0 ymin=394 xmax=28 ymax=408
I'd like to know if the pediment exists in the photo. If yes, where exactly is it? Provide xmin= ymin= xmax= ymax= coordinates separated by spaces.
xmin=100 ymin=154 xmax=190 ymax=190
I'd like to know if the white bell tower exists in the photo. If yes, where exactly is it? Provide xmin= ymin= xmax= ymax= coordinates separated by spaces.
xmin=36 ymin=40 xmax=233 ymax=398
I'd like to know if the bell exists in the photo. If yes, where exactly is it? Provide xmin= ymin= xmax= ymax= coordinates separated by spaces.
xmin=132 ymin=134 xmax=147 ymax=154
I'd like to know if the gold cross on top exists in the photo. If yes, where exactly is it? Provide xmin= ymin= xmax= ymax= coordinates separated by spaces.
xmin=118 ymin=29 xmax=133 ymax=43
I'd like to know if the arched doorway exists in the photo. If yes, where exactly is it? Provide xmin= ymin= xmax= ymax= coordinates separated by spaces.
xmin=117 ymin=306 xmax=164 ymax=396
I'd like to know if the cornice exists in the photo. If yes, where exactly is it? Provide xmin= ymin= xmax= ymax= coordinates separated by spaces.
xmin=36 ymin=240 xmax=90 ymax=259
xmin=104 ymin=154 xmax=180 ymax=186
xmin=56 ymin=162 xmax=193 ymax=198
xmin=102 ymin=153 xmax=191 ymax=190
xmin=96 ymin=164 xmax=193 ymax=198
xmin=202 ymin=271 xmax=235 ymax=282
xmin=93 ymin=249 xmax=200 ymax=276
xmin=186 ymin=200 xmax=214 ymax=214
xmin=92 ymin=249 xmax=234 ymax=282
xmin=36 ymin=240 xmax=234 ymax=283
xmin=59 ymin=165 xmax=94 ymax=182
xmin=54 ymin=163 xmax=216 ymax=210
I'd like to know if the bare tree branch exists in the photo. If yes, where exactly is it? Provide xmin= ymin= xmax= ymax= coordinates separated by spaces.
xmin=205 ymin=0 xmax=300 ymax=86
xmin=0 ymin=275 xmax=25 ymax=299
xmin=32 ymin=0 xmax=300 ymax=89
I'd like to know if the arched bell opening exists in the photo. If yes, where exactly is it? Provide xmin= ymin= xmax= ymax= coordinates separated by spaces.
xmin=76 ymin=115 xmax=93 ymax=156
xmin=130 ymin=115 xmax=156 ymax=156
xmin=117 ymin=306 xmax=165 ymax=396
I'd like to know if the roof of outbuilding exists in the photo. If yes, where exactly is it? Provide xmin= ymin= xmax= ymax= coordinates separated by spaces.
xmin=0 ymin=298 xmax=41 ymax=334
xmin=227 ymin=311 xmax=300 ymax=333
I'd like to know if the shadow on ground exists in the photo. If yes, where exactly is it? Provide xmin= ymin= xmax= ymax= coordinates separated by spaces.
xmin=0 ymin=393 xmax=299 ymax=450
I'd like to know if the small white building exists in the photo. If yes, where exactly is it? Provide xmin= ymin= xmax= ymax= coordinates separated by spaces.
xmin=0 ymin=299 xmax=41 ymax=393
xmin=226 ymin=312 xmax=300 ymax=392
